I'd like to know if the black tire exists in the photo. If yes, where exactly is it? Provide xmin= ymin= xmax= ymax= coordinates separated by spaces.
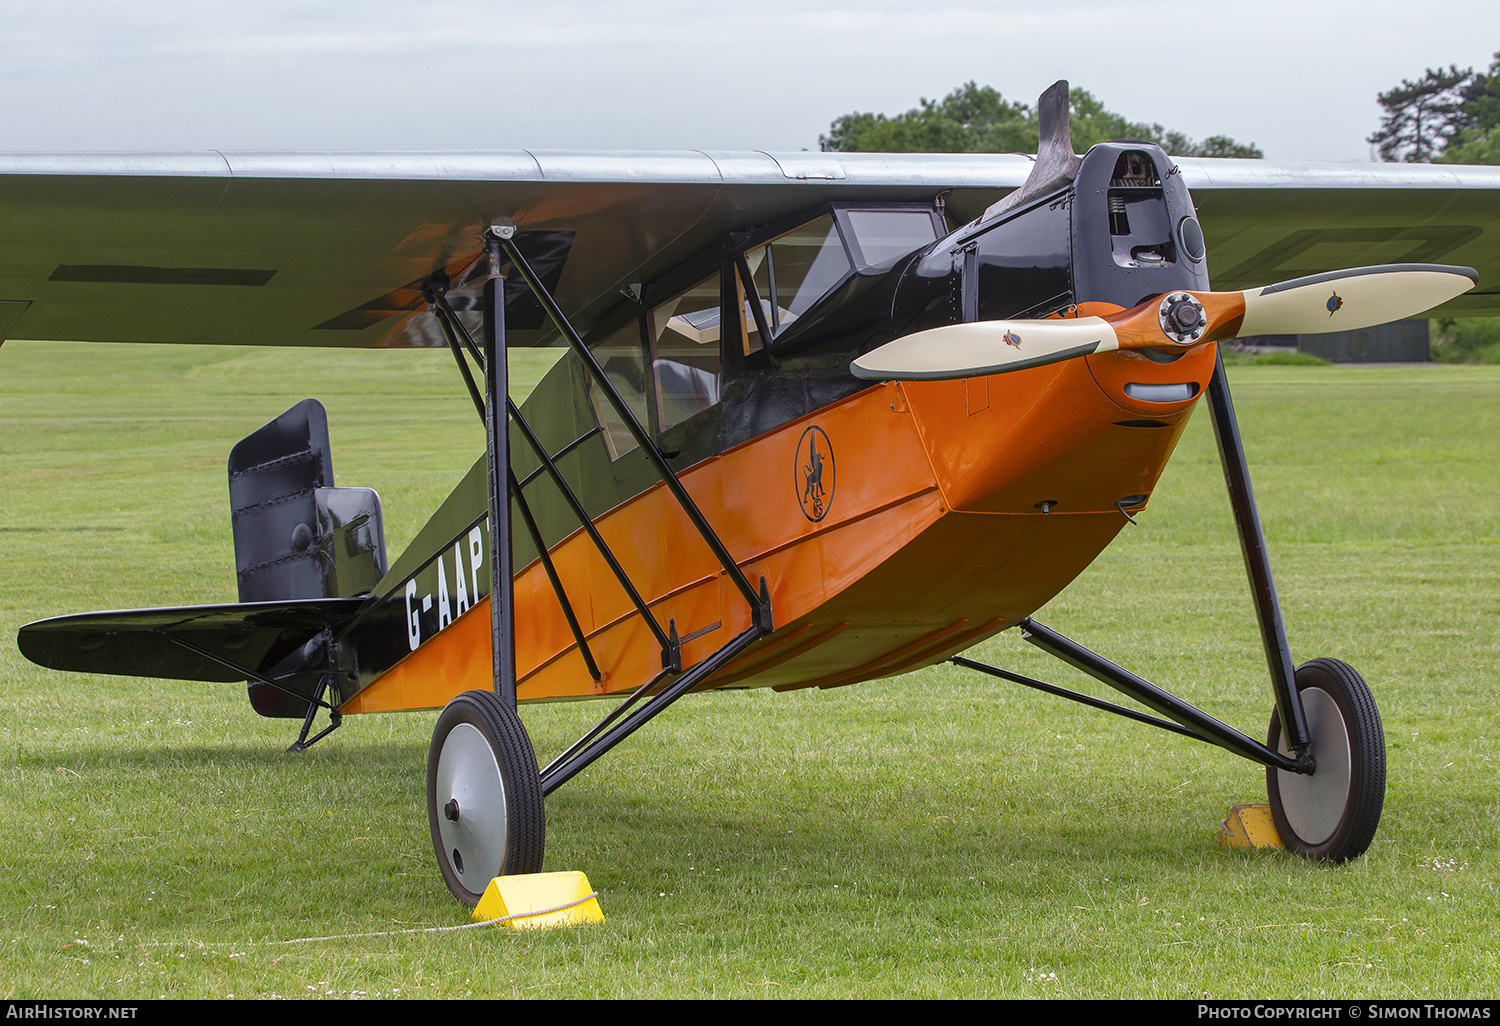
xmin=1266 ymin=658 xmax=1385 ymax=862
xmin=427 ymin=690 xmax=546 ymax=906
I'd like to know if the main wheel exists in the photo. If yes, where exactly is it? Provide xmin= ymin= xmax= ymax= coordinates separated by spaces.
xmin=427 ymin=690 xmax=546 ymax=905
xmin=1266 ymin=658 xmax=1385 ymax=862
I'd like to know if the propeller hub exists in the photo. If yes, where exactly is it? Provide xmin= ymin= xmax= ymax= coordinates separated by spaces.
xmin=1158 ymin=292 xmax=1207 ymax=345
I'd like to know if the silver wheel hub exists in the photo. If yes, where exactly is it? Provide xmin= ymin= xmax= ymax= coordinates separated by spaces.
xmin=434 ymin=722 xmax=509 ymax=885
xmin=1274 ymin=687 xmax=1352 ymax=845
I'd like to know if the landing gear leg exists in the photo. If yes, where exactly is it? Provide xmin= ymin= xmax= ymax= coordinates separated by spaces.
xmin=1207 ymin=352 xmax=1384 ymax=858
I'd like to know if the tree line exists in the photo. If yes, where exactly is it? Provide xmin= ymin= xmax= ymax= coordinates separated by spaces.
xmin=820 ymin=54 xmax=1500 ymax=166
xmin=819 ymin=82 xmax=1263 ymax=158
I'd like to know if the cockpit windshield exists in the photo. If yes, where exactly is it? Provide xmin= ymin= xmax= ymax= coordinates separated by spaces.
xmin=745 ymin=215 xmax=851 ymax=341
xmin=740 ymin=206 xmax=941 ymax=349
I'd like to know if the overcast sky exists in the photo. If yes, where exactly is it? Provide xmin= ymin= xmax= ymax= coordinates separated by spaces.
xmin=0 ymin=0 xmax=1496 ymax=162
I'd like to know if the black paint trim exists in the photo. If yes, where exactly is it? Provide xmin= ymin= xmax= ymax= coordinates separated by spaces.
xmin=51 ymin=265 xmax=275 ymax=287
xmin=1256 ymin=263 xmax=1477 ymax=296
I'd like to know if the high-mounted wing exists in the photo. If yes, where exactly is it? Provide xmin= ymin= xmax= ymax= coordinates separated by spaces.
xmin=0 ymin=151 xmax=1495 ymax=354
xmin=0 ymin=151 xmax=1030 ymax=350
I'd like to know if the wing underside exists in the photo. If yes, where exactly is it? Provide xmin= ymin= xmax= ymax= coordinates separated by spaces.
xmin=0 ymin=151 xmax=1494 ymax=355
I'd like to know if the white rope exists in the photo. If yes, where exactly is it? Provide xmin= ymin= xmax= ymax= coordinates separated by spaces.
xmin=266 ymin=892 xmax=601 ymax=945
xmin=144 ymin=891 xmax=600 ymax=949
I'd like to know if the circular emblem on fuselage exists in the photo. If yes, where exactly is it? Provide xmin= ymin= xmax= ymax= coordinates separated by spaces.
xmin=795 ymin=425 xmax=835 ymax=522
xmin=1327 ymin=291 xmax=1343 ymax=317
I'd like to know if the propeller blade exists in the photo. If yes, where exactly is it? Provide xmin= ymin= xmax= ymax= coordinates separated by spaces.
xmin=850 ymin=318 xmax=1118 ymax=380
xmin=1237 ymin=264 xmax=1477 ymax=336
xmin=851 ymin=263 xmax=1478 ymax=383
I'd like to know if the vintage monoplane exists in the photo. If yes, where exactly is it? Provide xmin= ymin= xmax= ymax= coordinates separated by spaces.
xmin=10 ymin=83 xmax=1500 ymax=904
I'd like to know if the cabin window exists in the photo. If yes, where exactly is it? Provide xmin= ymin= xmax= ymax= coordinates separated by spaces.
xmin=842 ymin=209 xmax=939 ymax=271
xmin=585 ymin=318 xmax=651 ymax=460
xmin=743 ymin=215 xmax=852 ymax=344
xmin=648 ymin=274 xmax=721 ymax=432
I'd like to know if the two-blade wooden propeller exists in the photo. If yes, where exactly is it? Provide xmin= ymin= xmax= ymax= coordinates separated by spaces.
xmin=851 ymin=264 xmax=1478 ymax=381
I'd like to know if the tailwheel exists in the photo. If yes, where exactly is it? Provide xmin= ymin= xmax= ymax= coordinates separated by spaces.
xmin=1266 ymin=658 xmax=1385 ymax=862
xmin=427 ymin=690 xmax=546 ymax=906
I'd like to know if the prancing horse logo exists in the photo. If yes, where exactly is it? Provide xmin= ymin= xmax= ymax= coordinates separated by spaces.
xmin=795 ymin=425 xmax=835 ymax=522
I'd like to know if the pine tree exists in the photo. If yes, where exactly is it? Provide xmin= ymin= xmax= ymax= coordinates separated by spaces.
xmin=1440 ymin=51 xmax=1500 ymax=165
xmin=1368 ymin=65 xmax=1473 ymax=162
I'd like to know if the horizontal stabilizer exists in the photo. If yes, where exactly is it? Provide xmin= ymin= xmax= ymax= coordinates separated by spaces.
xmin=18 ymin=598 xmax=366 ymax=684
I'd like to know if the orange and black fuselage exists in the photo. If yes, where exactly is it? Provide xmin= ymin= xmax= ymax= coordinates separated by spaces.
xmin=338 ymin=139 xmax=1216 ymax=715
xmin=344 ymin=340 xmax=1216 ymax=714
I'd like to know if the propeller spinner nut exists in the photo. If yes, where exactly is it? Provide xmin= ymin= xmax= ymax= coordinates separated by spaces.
xmin=1158 ymin=292 xmax=1207 ymax=345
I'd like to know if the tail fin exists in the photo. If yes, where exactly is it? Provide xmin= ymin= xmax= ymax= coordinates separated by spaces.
xmin=228 ymin=399 xmax=387 ymax=716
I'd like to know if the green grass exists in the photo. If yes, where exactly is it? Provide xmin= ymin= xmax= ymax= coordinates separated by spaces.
xmin=1 ymin=344 xmax=1497 ymax=999
xmin=1220 ymin=349 xmax=1331 ymax=367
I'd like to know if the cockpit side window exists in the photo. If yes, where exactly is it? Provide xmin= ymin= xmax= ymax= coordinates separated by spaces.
xmin=585 ymin=317 xmax=651 ymax=461
xmin=842 ymin=209 xmax=940 ymax=272
xmin=742 ymin=215 xmax=852 ymax=345
xmin=648 ymin=274 xmax=721 ymax=433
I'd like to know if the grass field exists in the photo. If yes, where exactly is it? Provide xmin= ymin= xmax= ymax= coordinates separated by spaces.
xmin=1 ymin=341 xmax=1496 ymax=999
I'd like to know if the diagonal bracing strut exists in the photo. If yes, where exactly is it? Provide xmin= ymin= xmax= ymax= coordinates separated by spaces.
xmin=434 ymin=226 xmax=774 ymax=790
